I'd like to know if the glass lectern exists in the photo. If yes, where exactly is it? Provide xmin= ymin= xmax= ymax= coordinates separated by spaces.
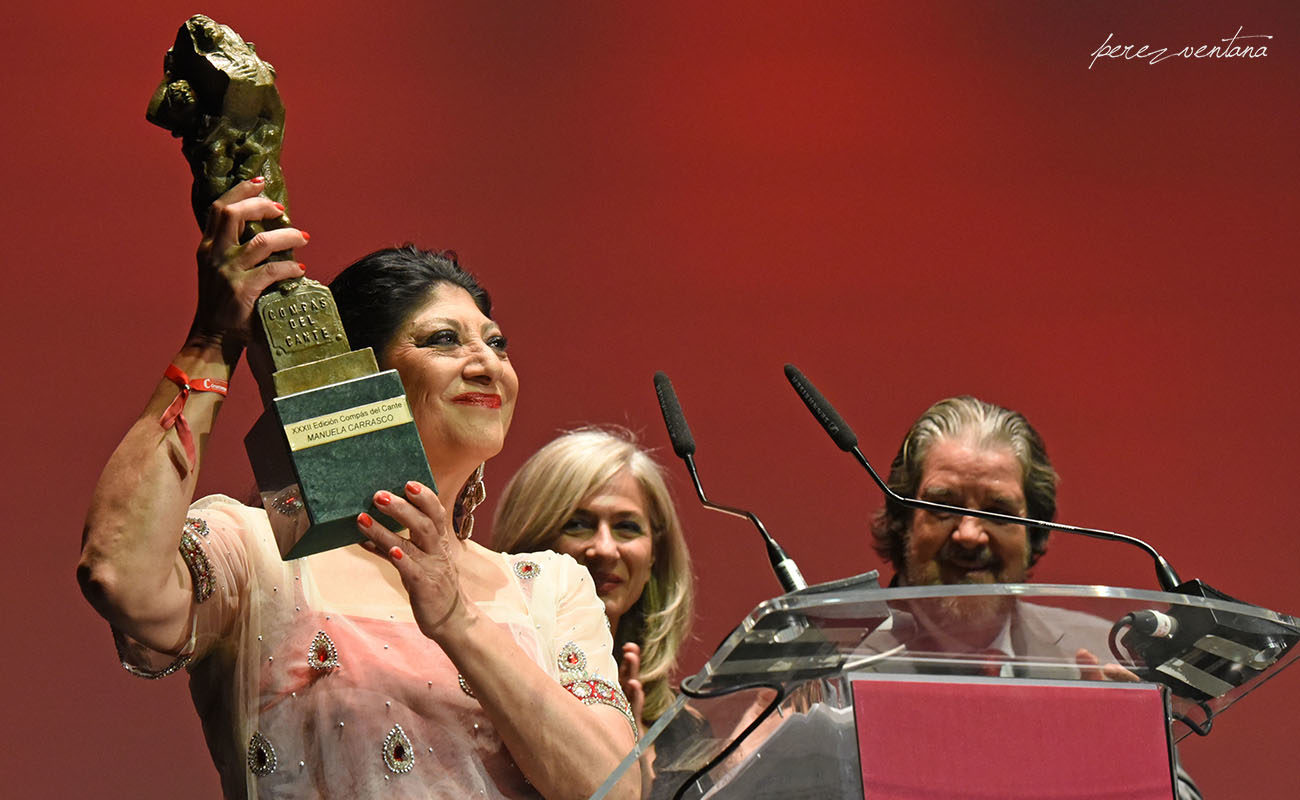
xmin=592 ymin=573 xmax=1300 ymax=799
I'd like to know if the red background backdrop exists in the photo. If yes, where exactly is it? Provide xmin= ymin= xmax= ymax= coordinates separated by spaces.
xmin=2 ymin=2 xmax=1295 ymax=797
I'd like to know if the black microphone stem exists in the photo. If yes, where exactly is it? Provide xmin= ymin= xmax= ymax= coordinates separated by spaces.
xmin=681 ymin=453 xmax=807 ymax=593
xmin=654 ymin=371 xmax=807 ymax=593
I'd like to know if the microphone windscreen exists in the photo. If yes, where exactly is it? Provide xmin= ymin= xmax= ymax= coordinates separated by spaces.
xmin=784 ymin=363 xmax=859 ymax=451
xmin=653 ymin=371 xmax=697 ymax=458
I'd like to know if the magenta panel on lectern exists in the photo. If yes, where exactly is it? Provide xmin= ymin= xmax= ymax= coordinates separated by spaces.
xmin=852 ymin=676 xmax=1174 ymax=800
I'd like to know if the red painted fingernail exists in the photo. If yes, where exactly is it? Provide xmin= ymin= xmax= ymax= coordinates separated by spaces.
xmin=389 ymin=545 xmax=404 ymax=561
xmin=301 ymin=231 xmax=311 ymax=242
xmin=405 ymin=481 xmax=421 ymax=495
xmin=251 ymin=176 xmax=265 ymax=184
xmin=374 ymin=491 xmax=392 ymax=506
xmin=297 ymin=262 xmax=307 ymax=273
xmin=273 ymin=201 xmax=285 ymax=211
xmin=357 ymin=512 xmax=374 ymax=528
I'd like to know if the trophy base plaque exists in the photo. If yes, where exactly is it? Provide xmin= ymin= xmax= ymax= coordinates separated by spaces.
xmin=246 ymin=369 xmax=435 ymax=560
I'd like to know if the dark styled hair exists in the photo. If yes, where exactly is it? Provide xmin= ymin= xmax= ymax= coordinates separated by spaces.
xmin=869 ymin=395 xmax=1058 ymax=573
xmin=329 ymin=244 xmax=492 ymax=360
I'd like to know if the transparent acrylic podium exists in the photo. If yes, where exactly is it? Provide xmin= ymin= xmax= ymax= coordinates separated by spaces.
xmin=592 ymin=573 xmax=1300 ymax=799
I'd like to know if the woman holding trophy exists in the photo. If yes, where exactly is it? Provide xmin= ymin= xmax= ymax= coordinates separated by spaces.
xmin=77 ymin=178 xmax=638 ymax=799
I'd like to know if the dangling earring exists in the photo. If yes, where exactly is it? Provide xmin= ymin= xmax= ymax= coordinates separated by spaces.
xmin=456 ymin=463 xmax=486 ymax=540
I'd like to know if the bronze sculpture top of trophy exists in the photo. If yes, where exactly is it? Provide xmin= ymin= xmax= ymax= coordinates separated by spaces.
xmin=148 ymin=14 xmax=434 ymax=559
xmin=148 ymin=15 xmax=288 ymax=239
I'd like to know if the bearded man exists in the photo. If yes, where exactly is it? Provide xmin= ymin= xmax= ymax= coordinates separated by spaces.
xmin=864 ymin=395 xmax=1201 ymax=800
xmin=871 ymin=395 xmax=1057 ymax=647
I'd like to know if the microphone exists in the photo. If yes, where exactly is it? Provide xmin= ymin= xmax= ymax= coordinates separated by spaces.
xmin=653 ymin=372 xmax=807 ymax=592
xmin=1110 ymin=598 xmax=1297 ymax=706
xmin=1130 ymin=609 xmax=1179 ymax=639
xmin=781 ymin=363 xmax=1185 ymax=594
xmin=653 ymin=370 xmax=696 ymax=458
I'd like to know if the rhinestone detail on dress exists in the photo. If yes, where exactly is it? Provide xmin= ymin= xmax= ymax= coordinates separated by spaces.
xmin=557 ymin=641 xmax=587 ymax=674
xmin=383 ymin=723 xmax=415 ymax=774
xmin=248 ymin=730 xmax=277 ymax=776
xmin=458 ymin=673 xmax=475 ymax=698
xmin=178 ymin=519 xmax=214 ymax=603
xmin=307 ymin=630 xmax=339 ymax=671
xmin=561 ymin=675 xmax=638 ymax=740
xmin=113 ymin=628 xmax=190 ymax=679
xmin=513 ymin=560 xmax=541 ymax=580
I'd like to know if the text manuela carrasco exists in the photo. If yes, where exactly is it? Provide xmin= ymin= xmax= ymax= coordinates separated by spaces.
xmin=1089 ymin=26 xmax=1271 ymax=69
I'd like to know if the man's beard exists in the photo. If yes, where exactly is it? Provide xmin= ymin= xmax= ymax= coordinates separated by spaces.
xmin=903 ymin=540 xmax=1023 ymax=640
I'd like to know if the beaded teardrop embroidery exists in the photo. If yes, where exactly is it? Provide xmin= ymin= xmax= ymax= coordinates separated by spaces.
xmin=382 ymin=723 xmax=415 ymax=774
xmin=307 ymin=630 xmax=339 ymax=671
xmin=247 ymin=730 xmax=277 ymax=776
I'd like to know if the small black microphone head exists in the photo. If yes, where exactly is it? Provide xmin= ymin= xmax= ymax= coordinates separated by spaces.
xmin=653 ymin=371 xmax=697 ymax=458
xmin=784 ymin=363 xmax=859 ymax=451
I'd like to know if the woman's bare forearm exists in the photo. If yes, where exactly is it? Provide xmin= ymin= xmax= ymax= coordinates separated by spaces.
xmin=441 ymin=612 xmax=640 ymax=800
xmin=78 ymin=178 xmax=309 ymax=651
xmin=77 ymin=341 xmax=232 ymax=651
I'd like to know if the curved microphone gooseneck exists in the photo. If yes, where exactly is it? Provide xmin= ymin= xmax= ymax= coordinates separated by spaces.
xmin=654 ymin=371 xmax=807 ymax=593
xmin=781 ymin=363 xmax=1185 ymax=593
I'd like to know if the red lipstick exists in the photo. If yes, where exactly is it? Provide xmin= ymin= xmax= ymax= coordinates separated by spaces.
xmin=452 ymin=392 xmax=502 ymax=409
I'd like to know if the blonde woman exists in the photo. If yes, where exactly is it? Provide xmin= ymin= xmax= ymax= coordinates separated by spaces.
xmin=493 ymin=428 xmax=694 ymax=732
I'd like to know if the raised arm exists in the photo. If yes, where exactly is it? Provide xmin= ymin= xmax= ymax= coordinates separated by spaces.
xmin=358 ymin=482 xmax=641 ymax=800
xmin=77 ymin=178 xmax=308 ymax=654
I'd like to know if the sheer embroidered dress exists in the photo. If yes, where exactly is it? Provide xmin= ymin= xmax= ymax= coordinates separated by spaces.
xmin=112 ymin=495 xmax=632 ymax=799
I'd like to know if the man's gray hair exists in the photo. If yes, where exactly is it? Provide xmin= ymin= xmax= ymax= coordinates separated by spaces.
xmin=869 ymin=395 xmax=1058 ymax=573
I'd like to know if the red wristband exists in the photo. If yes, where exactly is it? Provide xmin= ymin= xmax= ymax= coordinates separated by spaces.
xmin=160 ymin=364 xmax=229 ymax=466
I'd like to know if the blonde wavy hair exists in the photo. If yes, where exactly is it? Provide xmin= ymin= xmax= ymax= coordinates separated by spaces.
xmin=491 ymin=428 xmax=694 ymax=723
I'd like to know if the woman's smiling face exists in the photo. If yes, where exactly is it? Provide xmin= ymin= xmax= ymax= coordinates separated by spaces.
xmin=549 ymin=469 xmax=655 ymax=629
xmin=381 ymin=284 xmax=518 ymax=469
